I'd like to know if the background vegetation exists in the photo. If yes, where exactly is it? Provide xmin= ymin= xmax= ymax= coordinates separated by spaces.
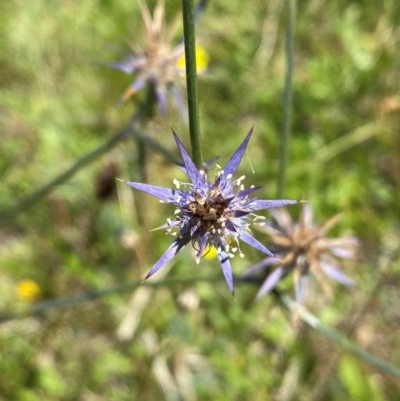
xmin=1 ymin=0 xmax=399 ymax=400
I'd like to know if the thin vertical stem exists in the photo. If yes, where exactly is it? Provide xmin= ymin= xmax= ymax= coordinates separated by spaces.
xmin=277 ymin=0 xmax=296 ymax=198
xmin=182 ymin=0 xmax=203 ymax=166
xmin=136 ymin=85 xmax=157 ymax=184
xmin=134 ymin=85 xmax=157 ymax=225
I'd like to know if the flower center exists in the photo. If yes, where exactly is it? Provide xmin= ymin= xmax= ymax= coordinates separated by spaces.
xmin=188 ymin=193 xmax=228 ymax=222
xmin=184 ymin=192 xmax=230 ymax=239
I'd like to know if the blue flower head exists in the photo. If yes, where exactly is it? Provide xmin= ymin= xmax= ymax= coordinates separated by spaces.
xmin=123 ymin=128 xmax=298 ymax=295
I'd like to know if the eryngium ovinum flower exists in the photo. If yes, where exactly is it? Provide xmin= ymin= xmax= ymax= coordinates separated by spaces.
xmin=109 ymin=0 xmax=207 ymax=117
xmin=122 ymin=128 xmax=298 ymax=295
xmin=244 ymin=204 xmax=358 ymax=302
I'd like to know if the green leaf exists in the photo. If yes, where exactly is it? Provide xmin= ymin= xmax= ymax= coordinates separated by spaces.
xmin=339 ymin=355 xmax=369 ymax=401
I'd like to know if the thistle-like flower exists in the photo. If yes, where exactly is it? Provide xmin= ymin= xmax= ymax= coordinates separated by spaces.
xmin=109 ymin=0 xmax=208 ymax=117
xmin=244 ymin=204 xmax=358 ymax=302
xmin=122 ymin=128 xmax=298 ymax=295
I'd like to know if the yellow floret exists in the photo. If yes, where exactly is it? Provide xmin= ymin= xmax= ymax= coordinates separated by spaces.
xmin=176 ymin=45 xmax=209 ymax=72
xmin=16 ymin=279 xmax=42 ymax=302
xmin=203 ymin=244 xmax=218 ymax=260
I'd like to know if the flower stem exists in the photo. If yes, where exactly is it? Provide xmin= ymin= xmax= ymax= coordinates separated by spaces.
xmin=274 ymin=291 xmax=400 ymax=378
xmin=136 ymin=89 xmax=154 ymax=185
xmin=134 ymin=86 xmax=158 ymax=224
xmin=0 ymin=109 xmax=178 ymax=225
xmin=0 ymin=276 xmax=220 ymax=323
xmin=2 ymin=274 xmax=400 ymax=379
xmin=277 ymin=0 xmax=296 ymax=198
xmin=182 ymin=0 xmax=203 ymax=167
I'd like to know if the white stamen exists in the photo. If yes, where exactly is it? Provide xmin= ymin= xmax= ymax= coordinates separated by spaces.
xmin=173 ymin=179 xmax=180 ymax=189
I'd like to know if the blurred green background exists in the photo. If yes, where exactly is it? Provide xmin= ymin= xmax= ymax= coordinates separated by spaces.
xmin=1 ymin=0 xmax=399 ymax=400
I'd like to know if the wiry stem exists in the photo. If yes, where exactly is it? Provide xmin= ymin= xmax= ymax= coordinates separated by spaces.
xmin=273 ymin=290 xmax=400 ymax=378
xmin=136 ymin=85 xmax=158 ymax=183
xmin=182 ymin=0 xmax=203 ymax=166
xmin=136 ymin=135 xmax=147 ymax=183
xmin=1 ymin=274 xmax=400 ymax=379
xmin=277 ymin=0 xmax=296 ymax=198
xmin=0 ymin=276 xmax=219 ymax=323
xmin=134 ymin=86 xmax=158 ymax=224
xmin=0 ymin=109 xmax=178 ymax=225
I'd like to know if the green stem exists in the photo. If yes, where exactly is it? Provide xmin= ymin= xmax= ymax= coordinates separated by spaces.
xmin=2 ymin=274 xmax=400 ymax=378
xmin=182 ymin=0 xmax=203 ymax=166
xmin=136 ymin=131 xmax=180 ymax=164
xmin=136 ymin=137 xmax=147 ymax=182
xmin=0 ymin=109 xmax=178 ymax=226
xmin=0 ymin=276 xmax=219 ymax=323
xmin=277 ymin=0 xmax=296 ymax=198
xmin=134 ymin=86 xmax=158 ymax=224
xmin=136 ymin=85 xmax=158 ymax=184
xmin=274 ymin=291 xmax=400 ymax=378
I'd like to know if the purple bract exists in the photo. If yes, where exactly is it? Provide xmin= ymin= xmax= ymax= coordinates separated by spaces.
xmin=123 ymin=128 xmax=298 ymax=295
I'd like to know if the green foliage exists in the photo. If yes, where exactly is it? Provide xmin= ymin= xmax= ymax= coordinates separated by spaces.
xmin=339 ymin=356 xmax=386 ymax=401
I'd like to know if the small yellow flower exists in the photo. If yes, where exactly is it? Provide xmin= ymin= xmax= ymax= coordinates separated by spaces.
xmin=203 ymin=244 xmax=218 ymax=260
xmin=16 ymin=279 xmax=42 ymax=302
xmin=176 ymin=45 xmax=210 ymax=72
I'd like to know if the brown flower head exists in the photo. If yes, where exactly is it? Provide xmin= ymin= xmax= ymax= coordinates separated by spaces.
xmin=109 ymin=0 xmax=208 ymax=117
xmin=244 ymin=204 xmax=358 ymax=302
